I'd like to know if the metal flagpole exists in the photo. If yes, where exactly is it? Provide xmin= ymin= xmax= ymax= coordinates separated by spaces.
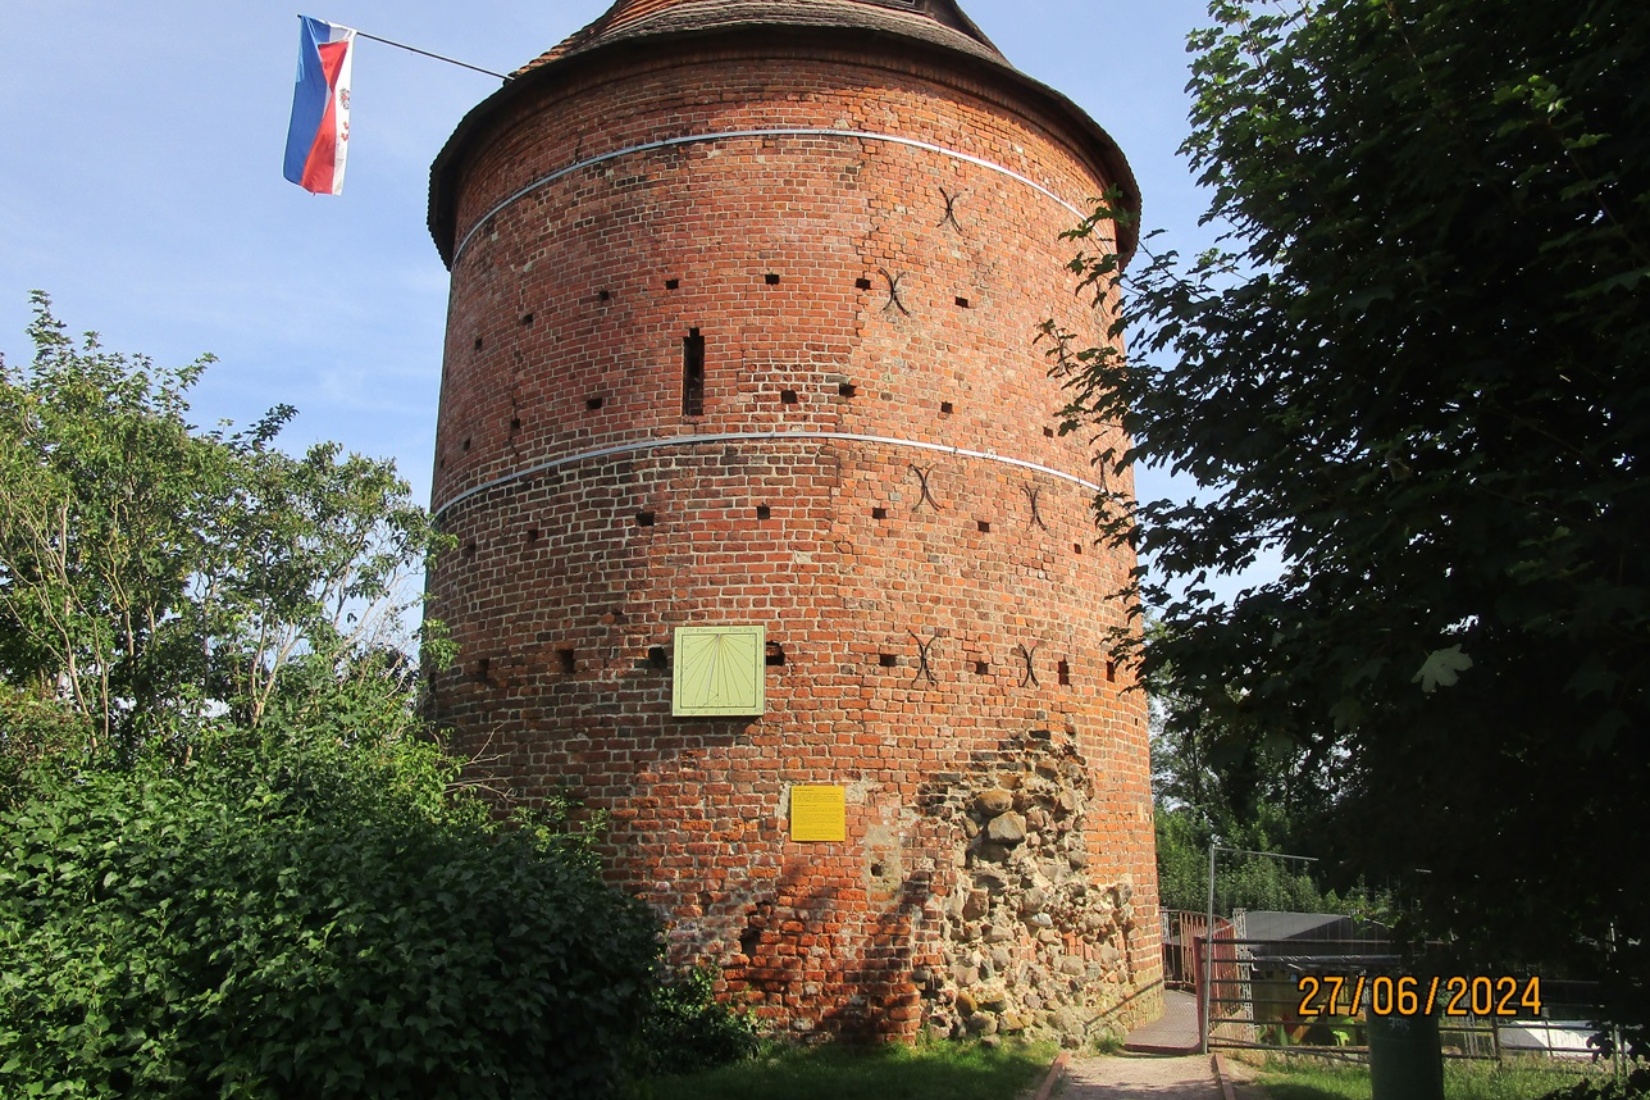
xmin=301 ymin=17 xmax=513 ymax=82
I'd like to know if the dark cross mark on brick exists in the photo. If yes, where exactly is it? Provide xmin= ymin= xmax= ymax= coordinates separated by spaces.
xmin=1022 ymin=484 xmax=1049 ymax=530
xmin=1015 ymin=642 xmax=1040 ymax=688
xmin=910 ymin=630 xmax=938 ymax=686
xmin=937 ymin=186 xmax=965 ymax=232
xmin=879 ymin=268 xmax=910 ymax=315
xmin=909 ymin=464 xmax=941 ymax=511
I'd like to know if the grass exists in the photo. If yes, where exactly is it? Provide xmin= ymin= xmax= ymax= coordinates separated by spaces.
xmin=620 ymin=1038 xmax=1057 ymax=1100
xmin=1253 ymin=1055 xmax=1607 ymax=1100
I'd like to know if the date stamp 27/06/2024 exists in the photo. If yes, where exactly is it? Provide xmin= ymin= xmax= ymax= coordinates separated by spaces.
xmin=1296 ymin=975 xmax=1544 ymax=1018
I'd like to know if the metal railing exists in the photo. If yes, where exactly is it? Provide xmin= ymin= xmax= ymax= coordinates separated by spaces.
xmin=1187 ymin=927 xmax=1608 ymax=1065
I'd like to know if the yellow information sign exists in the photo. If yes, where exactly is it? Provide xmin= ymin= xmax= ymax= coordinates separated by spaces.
xmin=789 ymin=785 xmax=846 ymax=842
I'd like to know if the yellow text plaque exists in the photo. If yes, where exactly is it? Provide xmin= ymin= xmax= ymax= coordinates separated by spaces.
xmin=789 ymin=786 xmax=846 ymax=843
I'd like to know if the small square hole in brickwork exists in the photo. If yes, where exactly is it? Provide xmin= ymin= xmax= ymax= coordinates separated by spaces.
xmin=526 ymin=528 xmax=541 ymax=543
xmin=765 ymin=641 xmax=787 ymax=667
xmin=780 ymin=389 xmax=799 ymax=404
xmin=756 ymin=505 xmax=772 ymax=520
xmin=520 ymin=312 xmax=534 ymax=326
xmin=940 ymin=401 xmax=954 ymax=415
xmin=665 ymin=278 xmax=680 ymax=290
xmin=765 ymin=273 xmax=781 ymax=286
xmin=955 ymin=296 xmax=971 ymax=308
xmin=598 ymin=289 xmax=611 ymax=301
xmin=879 ymin=653 xmax=898 ymax=668
xmin=1044 ymin=426 xmax=1056 ymax=438
xmin=1106 ymin=660 xmax=1117 ymax=683
xmin=475 ymin=657 xmax=490 ymax=683
xmin=839 ymin=382 xmax=857 ymax=398
xmin=648 ymin=645 xmax=668 ymax=670
xmin=855 ymin=277 xmax=872 ymax=290
xmin=975 ymin=660 xmax=990 ymax=676
xmin=462 ymin=437 xmax=471 ymax=452
xmin=977 ymin=520 xmax=991 ymax=534
xmin=1074 ymin=543 xmax=1084 ymax=555
xmin=872 ymin=507 xmax=888 ymax=521
xmin=510 ymin=417 xmax=522 ymax=431
xmin=557 ymin=649 xmax=576 ymax=674
xmin=586 ymin=396 xmax=605 ymax=411
xmin=1058 ymin=660 xmax=1072 ymax=686
xmin=636 ymin=512 xmax=656 ymax=527
xmin=462 ymin=541 xmax=476 ymax=559
xmin=473 ymin=336 xmax=484 ymax=351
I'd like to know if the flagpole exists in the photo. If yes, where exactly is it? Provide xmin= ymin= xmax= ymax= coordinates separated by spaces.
xmin=300 ymin=16 xmax=513 ymax=82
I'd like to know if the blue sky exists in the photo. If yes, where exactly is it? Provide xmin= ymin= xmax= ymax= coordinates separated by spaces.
xmin=0 ymin=0 xmax=1228 ymax=589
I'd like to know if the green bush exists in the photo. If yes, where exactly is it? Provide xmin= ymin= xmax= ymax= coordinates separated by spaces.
xmin=0 ymin=734 xmax=661 ymax=1098
xmin=631 ymin=966 xmax=761 ymax=1077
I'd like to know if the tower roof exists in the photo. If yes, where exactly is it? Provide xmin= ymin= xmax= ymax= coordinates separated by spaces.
xmin=521 ymin=0 xmax=1007 ymax=72
xmin=428 ymin=0 xmax=1140 ymax=265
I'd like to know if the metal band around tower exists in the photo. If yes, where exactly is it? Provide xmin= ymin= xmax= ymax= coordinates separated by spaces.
xmin=452 ymin=128 xmax=1090 ymax=264
xmin=433 ymin=430 xmax=1106 ymax=519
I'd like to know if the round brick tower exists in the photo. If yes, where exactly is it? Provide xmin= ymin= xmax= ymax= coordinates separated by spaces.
xmin=426 ymin=0 xmax=1160 ymax=1042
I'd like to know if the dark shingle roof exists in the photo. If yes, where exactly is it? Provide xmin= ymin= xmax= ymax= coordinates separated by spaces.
xmin=522 ymin=0 xmax=1006 ymax=72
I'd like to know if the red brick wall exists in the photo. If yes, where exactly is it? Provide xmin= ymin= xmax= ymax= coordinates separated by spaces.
xmin=427 ymin=38 xmax=1160 ymax=1041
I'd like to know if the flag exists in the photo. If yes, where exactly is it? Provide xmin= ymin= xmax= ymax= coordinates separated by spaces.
xmin=284 ymin=16 xmax=356 ymax=195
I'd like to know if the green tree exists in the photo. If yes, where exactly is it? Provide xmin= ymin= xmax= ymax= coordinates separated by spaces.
xmin=1150 ymin=706 xmax=1344 ymax=915
xmin=0 ymin=293 xmax=444 ymax=763
xmin=1048 ymin=0 xmax=1650 ymax=1047
xmin=1147 ymin=622 xmax=1351 ymax=915
xmin=1150 ymin=661 xmax=1337 ymax=839
xmin=0 ymin=298 xmax=724 ymax=1096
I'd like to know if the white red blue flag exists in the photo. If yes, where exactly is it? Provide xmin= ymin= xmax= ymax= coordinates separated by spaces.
xmin=284 ymin=17 xmax=356 ymax=195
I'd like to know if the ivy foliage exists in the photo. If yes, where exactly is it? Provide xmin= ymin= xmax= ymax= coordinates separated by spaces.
xmin=0 ymin=729 xmax=662 ymax=1099
xmin=1047 ymin=0 xmax=1650 ymax=1051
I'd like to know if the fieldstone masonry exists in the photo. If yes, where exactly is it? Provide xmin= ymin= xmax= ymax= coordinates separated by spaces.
xmin=919 ymin=729 xmax=1143 ymax=1044
xmin=425 ymin=0 xmax=1161 ymax=1042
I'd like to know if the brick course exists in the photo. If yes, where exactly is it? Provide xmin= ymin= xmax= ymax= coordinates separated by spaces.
xmin=427 ymin=8 xmax=1160 ymax=1042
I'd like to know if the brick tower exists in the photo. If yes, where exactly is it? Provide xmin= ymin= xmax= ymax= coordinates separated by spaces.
xmin=426 ymin=0 xmax=1160 ymax=1042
